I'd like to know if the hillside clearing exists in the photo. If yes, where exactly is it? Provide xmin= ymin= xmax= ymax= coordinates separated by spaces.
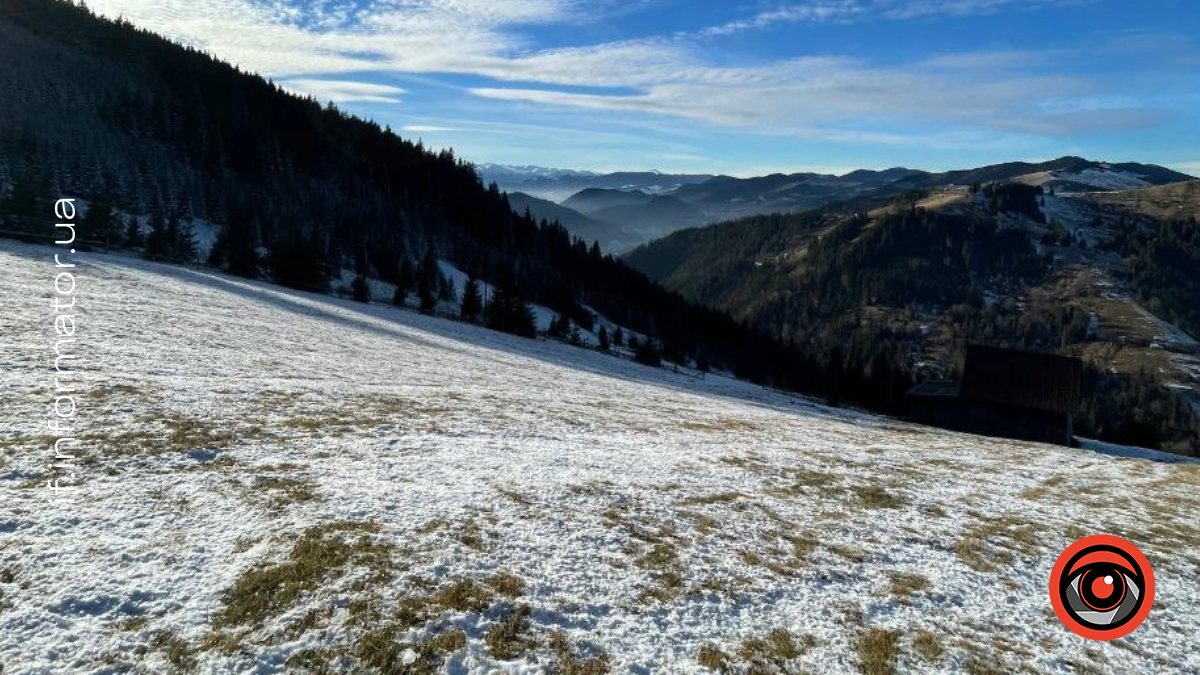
xmin=1 ymin=240 xmax=1198 ymax=674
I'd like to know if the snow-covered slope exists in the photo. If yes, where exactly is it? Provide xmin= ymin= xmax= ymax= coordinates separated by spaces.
xmin=2 ymin=240 xmax=1198 ymax=674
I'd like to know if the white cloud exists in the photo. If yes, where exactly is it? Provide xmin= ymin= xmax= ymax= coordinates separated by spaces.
xmin=472 ymin=54 xmax=1094 ymax=141
xmin=1168 ymin=161 xmax=1200 ymax=177
xmin=86 ymin=0 xmax=1151 ymax=145
xmin=281 ymin=78 xmax=406 ymax=103
xmin=702 ymin=0 xmax=1089 ymax=36
xmin=402 ymin=125 xmax=457 ymax=132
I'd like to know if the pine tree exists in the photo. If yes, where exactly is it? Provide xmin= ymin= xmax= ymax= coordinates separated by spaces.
xmin=227 ymin=222 xmax=258 ymax=278
xmin=208 ymin=228 xmax=229 ymax=266
xmin=598 ymin=326 xmax=610 ymax=351
xmin=485 ymin=286 xmax=537 ymax=338
xmin=460 ymin=277 xmax=483 ymax=321
xmin=351 ymin=275 xmax=371 ymax=303
xmin=567 ymin=322 xmax=584 ymax=346
xmin=144 ymin=212 xmax=170 ymax=260
xmin=5 ymin=169 xmax=50 ymax=228
xmin=397 ymin=259 xmax=415 ymax=299
xmin=418 ymin=249 xmax=438 ymax=313
xmin=634 ymin=339 xmax=662 ymax=367
xmin=439 ymin=274 xmax=456 ymax=302
xmin=272 ymin=232 xmax=327 ymax=291
xmin=548 ymin=313 xmax=569 ymax=339
xmin=176 ymin=220 xmax=197 ymax=263
xmin=392 ymin=285 xmax=408 ymax=307
xmin=613 ymin=328 xmax=625 ymax=348
xmin=82 ymin=194 xmax=116 ymax=244
xmin=165 ymin=214 xmax=182 ymax=260
xmin=123 ymin=216 xmax=141 ymax=249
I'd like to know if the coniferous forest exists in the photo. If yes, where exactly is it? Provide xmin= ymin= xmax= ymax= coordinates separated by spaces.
xmin=0 ymin=0 xmax=808 ymax=388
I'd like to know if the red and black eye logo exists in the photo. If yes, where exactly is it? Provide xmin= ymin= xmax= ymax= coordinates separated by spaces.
xmin=1049 ymin=534 xmax=1154 ymax=640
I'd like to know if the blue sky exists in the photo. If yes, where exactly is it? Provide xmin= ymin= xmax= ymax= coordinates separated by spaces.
xmin=90 ymin=0 xmax=1200 ymax=176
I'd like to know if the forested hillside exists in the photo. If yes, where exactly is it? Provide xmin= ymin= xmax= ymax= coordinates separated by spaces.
xmin=0 ymin=0 xmax=806 ymax=385
xmin=628 ymin=188 xmax=1200 ymax=454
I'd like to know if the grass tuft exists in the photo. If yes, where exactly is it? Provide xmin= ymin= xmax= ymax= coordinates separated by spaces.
xmin=486 ymin=604 xmax=535 ymax=660
xmin=855 ymin=628 xmax=901 ymax=675
xmin=213 ymin=522 xmax=390 ymax=629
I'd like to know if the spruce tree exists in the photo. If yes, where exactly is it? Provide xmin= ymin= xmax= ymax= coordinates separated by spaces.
xmin=123 ymin=216 xmax=141 ymax=249
xmin=227 ymin=222 xmax=258 ymax=278
xmin=634 ymin=339 xmax=662 ymax=367
xmin=548 ymin=313 xmax=569 ymax=339
xmin=485 ymin=286 xmax=537 ymax=338
xmin=461 ymin=277 xmax=483 ymax=321
xmin=351 ymin=275 xmax=371 ymax=303
xmin=397 ymin=259 xmax=415 ymax=298
xmin=144 ymin=213 xmax=170 ymax=260
xmin=176 ymin=220 xmax=197 ymax=263
xmin=82 ymin=194 xmax=116 ymax=245
xmin=613 ymin=327 xmax=624 ymax=348
xmin=417 ymin=249 xmax=438 ymax=313
xmin=439 ymin=274 xmax=456 ymax=302
xmin=598 ymin=326 xmax=610 ymax=351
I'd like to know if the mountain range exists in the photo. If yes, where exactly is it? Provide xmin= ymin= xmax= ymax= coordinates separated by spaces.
xmin=483 ymin=160 xmax=1194 ymax=252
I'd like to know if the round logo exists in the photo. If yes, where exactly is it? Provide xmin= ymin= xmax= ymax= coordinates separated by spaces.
xmin=1049 ymin=534 xmax=1154 ymax=640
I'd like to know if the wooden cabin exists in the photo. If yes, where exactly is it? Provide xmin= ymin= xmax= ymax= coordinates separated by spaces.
xmin=907 ymin=345 xmax=1083 ymax=446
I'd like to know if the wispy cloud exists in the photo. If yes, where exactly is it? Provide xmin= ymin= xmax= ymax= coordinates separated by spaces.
xmin=402 ymin=124 xmax=457 ymax=132
xmin=1168 ymin=161 xmax=1200 ymax=177
xmin=280 ymin=78 xmax=406 ymax=103
xmin=703 ymin=0 xmax=1089 ymax=36
xmin=472 ymin=53 xmax=1098 ymax=142
xmin=87 ymin=0 xmax=1161 ymax=152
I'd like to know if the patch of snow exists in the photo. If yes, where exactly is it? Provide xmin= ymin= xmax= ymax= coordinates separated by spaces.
xmin=1077 ymin=438 xmax=1200 ymax=464
xmin=2 ymin=238 xmax=1199 ymax=674
xmin=1059 ymin=168 xmax=1151 ymax=192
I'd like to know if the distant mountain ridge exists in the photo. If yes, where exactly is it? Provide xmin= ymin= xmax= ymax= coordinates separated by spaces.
xmin=492 ymin=158 xmax=1193 ymax=253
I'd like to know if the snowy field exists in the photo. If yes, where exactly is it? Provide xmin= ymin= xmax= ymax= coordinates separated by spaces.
xmin=1 ymin=239 xmax=1199 ymax=674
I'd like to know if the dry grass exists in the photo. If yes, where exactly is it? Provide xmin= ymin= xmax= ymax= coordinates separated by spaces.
xmin=485 ymin=604 xmax=535 ymax=660
xmin=432 ymin=578 xmax=496 ymax=613
xmin=852 ymin=485 xmax=907 ymax=510
xmin=1020 ymin=475 xmax=1067 ymax=501
xmin=855 ymin=628 xmax=901 ymax=675
xmin=679 ymin=418 xmax=759 ymax=433
xmin=635 ymin=542 xmax=686 ymax=603
xmin=828 ymin=544 xmax=867 ymax=563
xmin=115 ymin=616 xmax=149 ymax=632
xmin=355 ymin=625 xmax=467 ymax=674
xmin=549 ymin=631 xmax=611 ymax=675
xmin=251 ymin=476 xmax=319 ymax=509
xmin=496 ymin=486 xmax=532 ymax=505
xmin=956 ymin=514 xmax=1042 ymax=572
xmin=151 ymin=630 xmax=198 ymax=672
xmin=213 ymin=522 xmax=391 ymax=629
xmin=679 ymin=492 xmax=743 ymax=506
xmin=166 ymin=418 xmax=235 ymax=452
xmin=698 ymin=644 xmax=733 ymax=672
xmin=456 ymin=516 xmax=487 ymax=551
xmin=488 ymin=571 xmax=526 ymax=598
xmin=912 ymin=630 xmax=943 ymax=661
xmin=888 ymin=572 xmax=930 ymax=604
